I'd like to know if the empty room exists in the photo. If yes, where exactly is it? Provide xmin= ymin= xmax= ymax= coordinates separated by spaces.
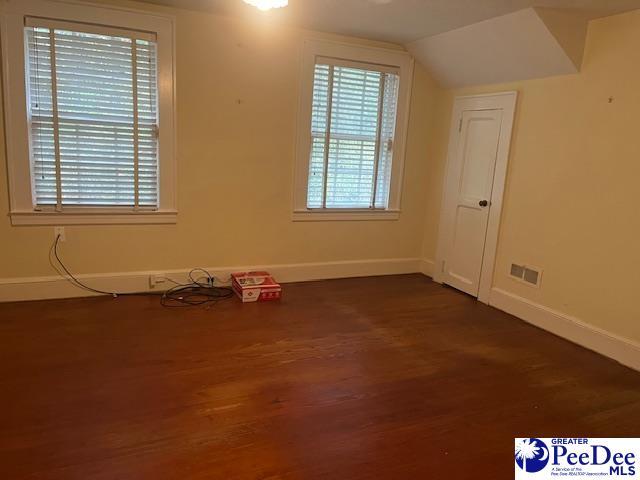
xmin=1 ymin=0 xmax=640 ymax=478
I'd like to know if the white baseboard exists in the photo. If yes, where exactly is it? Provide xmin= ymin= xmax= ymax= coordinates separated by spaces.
xmin=0 ymin=257 xmax=421 ymax=302
xmin=490 ymin=288 xmax=640 ymax=372
xmin=420 ymin=258 xmax=435 ymax=277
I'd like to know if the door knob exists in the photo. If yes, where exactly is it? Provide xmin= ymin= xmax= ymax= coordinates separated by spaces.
xmin=479 ymin=200 xmax=489 ymax=207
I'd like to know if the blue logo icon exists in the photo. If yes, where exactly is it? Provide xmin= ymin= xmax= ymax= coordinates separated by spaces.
xmin=515 ymin=438 xmax=550 ymax=473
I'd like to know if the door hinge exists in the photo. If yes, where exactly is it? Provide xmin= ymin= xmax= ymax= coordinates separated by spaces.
xmin=441 ymin=260 xmax=446 ymax=273
xmin=458 ymin=118 xmax=463 ymax=133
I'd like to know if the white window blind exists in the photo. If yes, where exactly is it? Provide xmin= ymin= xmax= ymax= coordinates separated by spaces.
xmin=307 ymin=61 xmax=399 ymax=210
xmin=25 ymin=21 xmax=159 ymax=209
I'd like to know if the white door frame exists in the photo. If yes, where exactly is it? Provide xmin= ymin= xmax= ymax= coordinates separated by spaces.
xmin=434 ymin=91 xmax=518 ymax=304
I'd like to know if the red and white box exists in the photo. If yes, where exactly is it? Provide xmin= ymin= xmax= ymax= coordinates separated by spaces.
xmin=231 ymin=271 xmax=282 ymax=303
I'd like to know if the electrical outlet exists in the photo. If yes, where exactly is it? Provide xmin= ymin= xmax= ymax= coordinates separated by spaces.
xmin=54 ymin=226 xmax=66 ymax=242
xmin=149 ymin=274 xmax=167 ymax=289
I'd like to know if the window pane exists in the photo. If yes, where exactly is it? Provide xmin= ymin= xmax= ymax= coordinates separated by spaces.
xmin=136 ymin=39 xmax=159 ymax=207
xmin=330 ymin=67 xmax=381 ymax=139
xmin=375 ymin=73 xmax=399 ymax=209
xmin=26 ymin=26 xmax=159 ymax=207
xmin=326 ymin=137 xmax=376 ymax=208
xmin=27 ymin=27 xmax=57 ymax=205
xmin=308 ymin=64 xmax=329 ymax=209
xmin=308 ymin=136 xmax=326 ymax=209
xmin=326 ymin=67 xmax=380 ymax=208
xmin=307 ymin=63 xmax=399 ymax=210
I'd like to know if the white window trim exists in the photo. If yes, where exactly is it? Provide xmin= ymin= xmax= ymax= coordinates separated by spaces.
xmin=1 ymin=0 xmax=177 ymax=225
xmin=293 ymin=39 xmax=414 ymax=222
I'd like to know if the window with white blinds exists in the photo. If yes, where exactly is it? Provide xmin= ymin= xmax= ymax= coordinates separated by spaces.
xmin=307 ymin=61 xmax=399 ymax=210
xmin=25 ymin=21 xmax=159 ymax=209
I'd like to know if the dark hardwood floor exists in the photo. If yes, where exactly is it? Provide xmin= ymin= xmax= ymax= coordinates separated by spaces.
xmin=0 ymin=274 xmax=639 ymax=479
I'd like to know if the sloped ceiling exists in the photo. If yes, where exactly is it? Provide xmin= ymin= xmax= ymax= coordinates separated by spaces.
xmin=535 ymin=7 xmax=591 ymax=68
xmin=407 ymin=7 xmax=590 ymax=87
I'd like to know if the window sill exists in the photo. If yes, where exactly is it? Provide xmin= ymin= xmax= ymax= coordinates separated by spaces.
xmin=10 ymin=210 xmax=178 ymax=226
xmin=292 ymin=209 xmax=400 ymax=222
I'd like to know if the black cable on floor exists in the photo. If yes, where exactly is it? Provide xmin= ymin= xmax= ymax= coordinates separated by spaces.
xmin=50 ymin=235 xmax=234 ymax=307
xmin=160 ymin=267 xmax=234 ymax=308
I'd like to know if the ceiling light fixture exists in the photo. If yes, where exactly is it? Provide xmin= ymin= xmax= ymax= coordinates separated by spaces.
xmin=243 ymin=0 xmax=288 ymax=12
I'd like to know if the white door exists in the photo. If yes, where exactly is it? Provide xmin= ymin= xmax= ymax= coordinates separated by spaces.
xmin=435 ymin=93 xmax=517 ymax=301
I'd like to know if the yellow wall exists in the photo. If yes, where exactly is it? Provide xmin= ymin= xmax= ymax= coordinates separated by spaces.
xmin=422 ymin=10 xmax=640 ymax=342
xmin=0 ymin=1 xmax=442 ymax=278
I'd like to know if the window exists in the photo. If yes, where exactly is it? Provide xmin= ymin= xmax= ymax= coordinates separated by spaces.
xmin=2 ymin=0 xmax=176 ymax=225
xmin=308 ymin=63 xmax=399 ymax=209
xmin=294 ymin=40 xmax=413 ymax=221
xmin=27 ymin=23 xmax=158 ymax=208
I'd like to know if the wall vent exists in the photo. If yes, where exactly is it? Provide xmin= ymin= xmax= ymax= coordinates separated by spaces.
xmin=509 ymin=263 xmax=542 ymax=288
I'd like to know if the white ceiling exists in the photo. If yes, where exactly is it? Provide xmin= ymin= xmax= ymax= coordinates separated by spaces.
xmin=408 ymin=8 xmax=583 ymax=87
xmin=135 ymin=0 xmax=640 ymax=43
